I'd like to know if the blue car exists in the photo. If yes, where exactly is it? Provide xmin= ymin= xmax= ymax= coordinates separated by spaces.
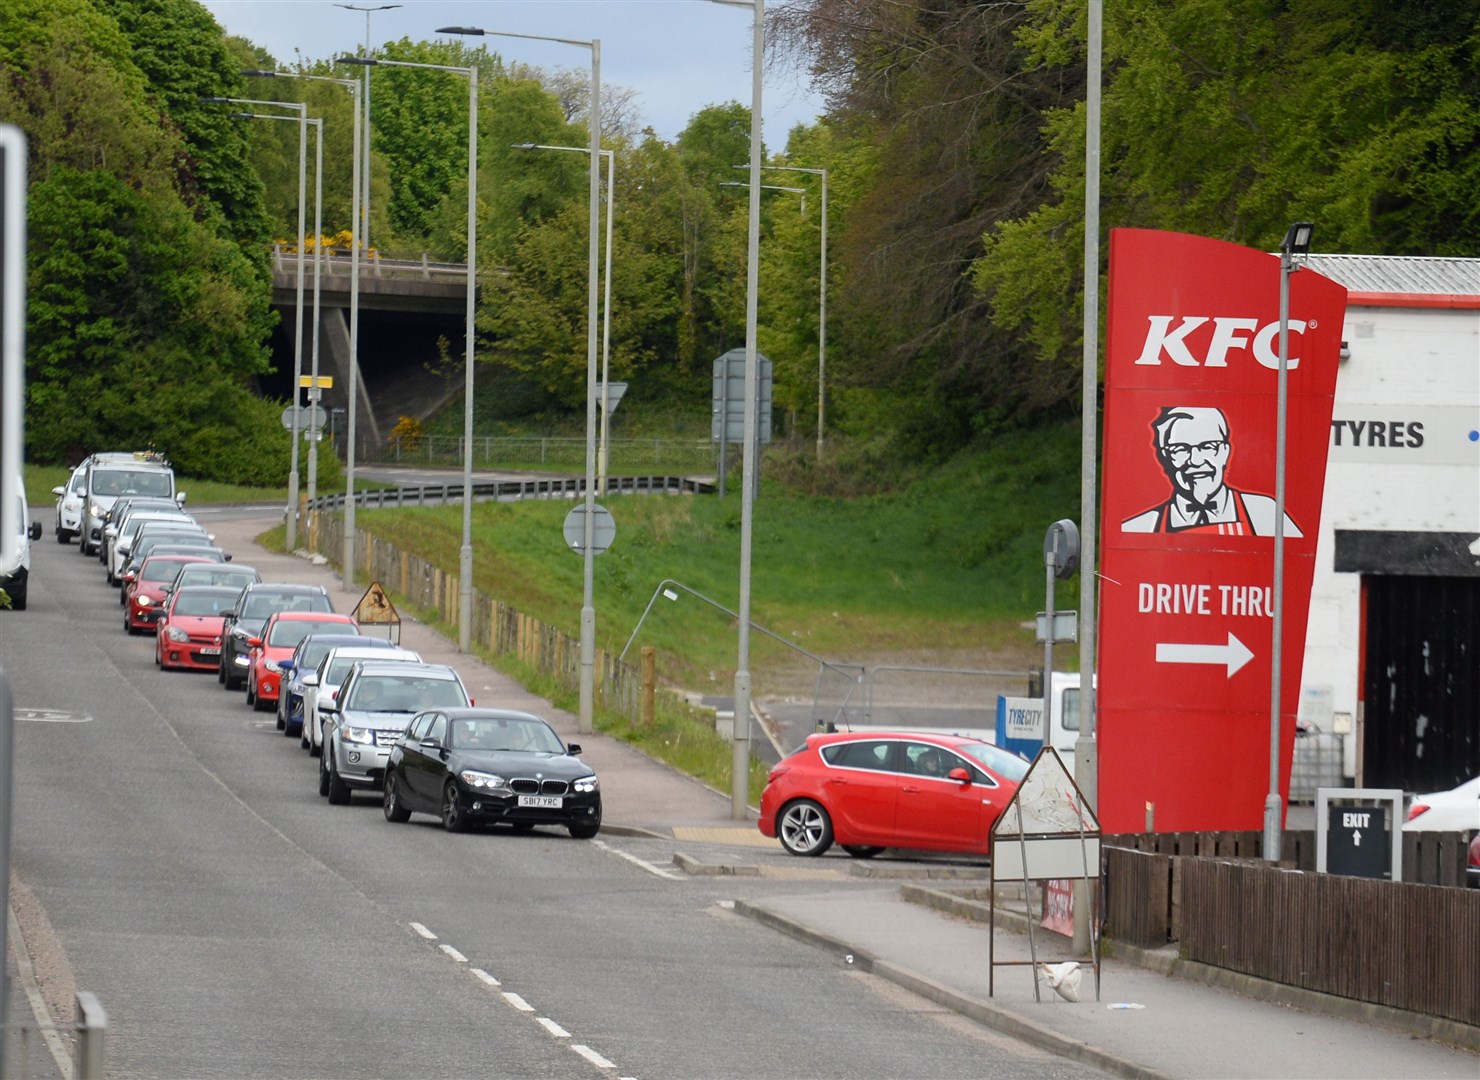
xmin=275 ymin=632 xmax=386 ymax=738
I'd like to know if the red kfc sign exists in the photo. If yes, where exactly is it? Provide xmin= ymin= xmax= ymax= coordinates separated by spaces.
xmin=1097 ymin=229 xmax=1347 ymax=833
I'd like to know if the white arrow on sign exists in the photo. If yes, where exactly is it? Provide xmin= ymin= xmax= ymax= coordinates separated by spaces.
xmin=1352 ymin=830 xmax=1362 ymax=846
xmin=1155 ymin=632 xmax=1255 ymax=677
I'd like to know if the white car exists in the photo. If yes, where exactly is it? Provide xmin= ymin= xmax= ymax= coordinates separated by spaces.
xmin=1 ymin=478 xmax=43 ymax=610
xmin=302 ymin=644 xmax=421 ymax=756
xmin=105 ymin=510 xmax=199 ymax=584
xmin=1402 ymin=776 xmax=1480 ymax=833
xmin=51 ymin=462 xmax=87 ymax=544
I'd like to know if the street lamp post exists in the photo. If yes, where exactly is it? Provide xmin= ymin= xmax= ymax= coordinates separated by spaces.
xmin=513 ymin=144 xmax=618 ymax=494
xmin=201 ymin=96 xmax=309 ymax=549
xmin=338 ymin=55 xmax=478 ymax=651
xmin=712 ymin=0 xmax=763 ymax=820
xmin=242 ymin=72 xmax=364 ymax=559
xmin=441 ymin=24 xmax=601 ymax=735
xmin=335 ymin=3 xmax=401 ymax=251
xmin=757 ymin=164 xmax=828 ymax=462
xmin=1265 ymin=220 xmax=1314 ymax=862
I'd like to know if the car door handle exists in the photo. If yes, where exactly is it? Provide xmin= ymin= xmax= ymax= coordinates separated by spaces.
xmin=901 ymin=785 xmax=921 ymax=794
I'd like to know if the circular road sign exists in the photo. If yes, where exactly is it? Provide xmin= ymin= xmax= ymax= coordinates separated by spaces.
xmin=280 ymin=405 xmax=328 ymax=432
xmin=563 ymin=503 xmax=616 ymax=556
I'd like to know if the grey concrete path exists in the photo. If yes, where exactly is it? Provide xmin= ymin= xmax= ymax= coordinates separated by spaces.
xmin=194 ymin=505 xmax=1479 ymax=1080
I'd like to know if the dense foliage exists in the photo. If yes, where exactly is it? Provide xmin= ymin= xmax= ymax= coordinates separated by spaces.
xmin=5 ymin=0 xmax=1477 ymax=481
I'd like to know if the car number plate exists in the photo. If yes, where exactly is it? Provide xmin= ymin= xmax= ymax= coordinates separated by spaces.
xmin=518 ymin=795 xmax=562 ymax=809
xmin=200 ymin=647 xmax=220 ymax=655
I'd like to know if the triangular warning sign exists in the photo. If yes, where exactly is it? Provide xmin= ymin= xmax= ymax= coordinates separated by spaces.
xmin=993 ymin=747 xmax=1099 ymax=839
xmin=352 ymin=581 xmax=400 ymax=625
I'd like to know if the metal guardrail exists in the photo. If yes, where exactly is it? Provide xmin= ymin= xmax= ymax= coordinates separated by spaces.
xmin=2 ymin=992 xmax=106 ymax=1079
xmin=272 ymin=246 xmax=469 ymax=282
xmin=306 ymin=474 xmax=712 ymax=513
xmin=362 ymin=435 xmax=719 ymax=472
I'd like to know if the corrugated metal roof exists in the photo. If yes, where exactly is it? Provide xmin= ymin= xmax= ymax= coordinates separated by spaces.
xmin=1300 ymin=254 xmax=1480 ymax=297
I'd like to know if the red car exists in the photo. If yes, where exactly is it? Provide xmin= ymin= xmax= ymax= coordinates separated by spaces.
xmin=124 ymin=555 xmax=212 ymax=634
xmin=156 ymin=586 xmax=240 ymax=672
xmin=758 ymin=731 xmax=1030 ymax=858
xmin=246 ymin=610 xmax=358 ymax=712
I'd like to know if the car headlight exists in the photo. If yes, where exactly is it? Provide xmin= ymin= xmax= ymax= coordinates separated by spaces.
xmin=166 ymin=626 xmax=190 ymax=642
xmin=136 ymin=595 xmax=153 ymax=607
xmin=572 ymin=775 xmax=599 ymax=794
xmin=342 ymin=726 xmax=374 ymax=745
xmin=459 ymin=770 xmax=511 ymax=793
xmin=89 ymin=502 xmax=103 ymax=518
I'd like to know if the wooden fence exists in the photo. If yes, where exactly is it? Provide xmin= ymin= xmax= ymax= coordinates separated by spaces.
xmin=1103 ymin=834 xmax=1480 ymax=1028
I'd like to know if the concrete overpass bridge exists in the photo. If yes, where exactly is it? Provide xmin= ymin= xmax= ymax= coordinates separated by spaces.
xmin=268 ymin=249 xmax=475 ymax=457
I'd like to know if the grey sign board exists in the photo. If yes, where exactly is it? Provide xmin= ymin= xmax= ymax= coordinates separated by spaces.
xmin=1 ymin=125 xmax=24 ymax=568
xmin=711 ymin=349 xmax=773 ymax=444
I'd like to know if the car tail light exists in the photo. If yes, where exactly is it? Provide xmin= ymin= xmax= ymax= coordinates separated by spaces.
xmin=766 ymin=765 xmax=789 ymax=784
xmin=1406 ymin=802 xmax=1430 ymax=821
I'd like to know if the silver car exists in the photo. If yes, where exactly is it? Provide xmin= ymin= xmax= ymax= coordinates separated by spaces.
xmin=51 ymin=462 xmax=86 ymax=544
xmin=302 ymin=644 xmax=421 ymax=756
xmin=320 ymin=661 xmax=469 ymax=804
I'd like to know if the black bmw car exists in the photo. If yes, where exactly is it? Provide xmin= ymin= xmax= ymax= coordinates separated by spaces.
xmin=383 ymin=708 xmax=601 ymax=838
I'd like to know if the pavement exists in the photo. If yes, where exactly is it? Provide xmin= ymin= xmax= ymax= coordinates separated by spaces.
xmin=142 ymin=507 xmax=1480 ymax=1078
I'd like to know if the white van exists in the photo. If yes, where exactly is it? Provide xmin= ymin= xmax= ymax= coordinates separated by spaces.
xmin=1 ymin=478 xmax=44 ymax=610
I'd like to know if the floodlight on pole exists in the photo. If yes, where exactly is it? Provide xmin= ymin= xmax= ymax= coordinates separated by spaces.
xmin=442 ymin=24 xmax=602 ymax=735
xmin=202 ymin=96 xmax=309 ymax=551
xmin=513 ymin=143 xmax=620 ymax=495
xmin=1264 ymin=220 xmax=1314 ymax=862
xmin=712 ymin=0 xmax=764 ymax=820
xmin=335 ymin=3 xmax=401 ymax=251
xmin=241 ymin=71 xmax=363 ymax=557
xmin=338 ymin=54 xmax=479 ymax=651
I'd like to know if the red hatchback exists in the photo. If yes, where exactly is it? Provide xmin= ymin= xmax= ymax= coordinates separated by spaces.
xmin=246 ymin=610 xmax=358 ymax=711
xmin=124 ymin=555 xmax=212 ymax=634
xmin=758 ymin=731 xmax=1030 ymax=858
xmin=156 ymin=586 xmax=240 ymax=672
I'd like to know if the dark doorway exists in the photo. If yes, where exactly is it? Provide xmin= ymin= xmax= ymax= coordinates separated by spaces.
xmin=1361 ymin=575 xmax=1478 ymax=792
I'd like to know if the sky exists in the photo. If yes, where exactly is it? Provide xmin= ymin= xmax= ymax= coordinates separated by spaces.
xmin=199 ymin=0 xmax=826 ymax=145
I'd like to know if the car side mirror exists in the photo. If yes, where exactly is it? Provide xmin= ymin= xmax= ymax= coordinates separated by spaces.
xmin=302 ymin=674 xmax=319 ymax=688
xmin=948 ymin=767 xmax=972 ymax=784
xmin=176 ymin=491 xmax=187 ymax=505
xmin=566 ymin=743 xmax=582 ymax=756
xmin=51 ymin=486 xmax=64 ymax=497
xmin=247 ymin=637 xmax=262 ymax=649
xmin=28 ymin=522 xmax=41 ymax=541
xmin=420 ymin=738 xmax=440 ymax=749
xmin=320 ymin=699 xmax=339 ymax=714
xmin=278 ymin=660 xmax=294 ymax=673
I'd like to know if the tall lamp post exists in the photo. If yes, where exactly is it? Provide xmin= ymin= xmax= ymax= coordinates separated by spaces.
xmin=712 ymin=0 xmax=763 ymax=819
xmin=201 ymin=96 xmax=310 ymax=549
xmin=440 ymin=24 xmax=601 ymax=734
xmin=1265 ymin=220 xmax=1314 ymax=861
xmin=757 ymin=164 xmax=828 ymax=462
xmin=243 ymin=71 xmax=364 ymax=563
xmin=512 ymin=143 xmax=618 ymax=494
xmin=335 ymin=3 xmax=401 ymax=251
xmin=338 ymin=55 xmax=479 ymax=651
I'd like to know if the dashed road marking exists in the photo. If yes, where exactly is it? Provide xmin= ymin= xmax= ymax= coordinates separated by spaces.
xmin=503 ymin=992 xmax=534 ymax=1012
xmin=471 ymin=968 xmax=500 ymax=987
xmin=410 ymin=922 xmax=437 ymax=940
xmin=573 ymin=1045 xmax=616 ymax=1069
xmin=537 ymin=1017 xmax=570 ymax=1038
xmin=440 ymin=944 xmax=467 ymax=962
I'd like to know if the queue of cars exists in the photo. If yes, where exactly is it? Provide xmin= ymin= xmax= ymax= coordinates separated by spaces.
xmin=52 ymin=455 xmax=603 ymax=841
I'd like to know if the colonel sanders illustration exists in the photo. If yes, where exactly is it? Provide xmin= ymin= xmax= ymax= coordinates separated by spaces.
xmin=1120 ymin=406 xmax=1301 ymax=537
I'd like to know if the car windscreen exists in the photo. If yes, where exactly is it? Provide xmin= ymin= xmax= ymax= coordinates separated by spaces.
xmin=173 ymin=592 xmax=234 ymax=617
xmin=347 ymin=675 xmax=466 ymax=712
xmin=267 ymin=619 xmax=351 ymax=649
xmin=297 ymin=637 xmax=357 ymax=669
xmin=956 ymin=742 xmax=1032 ymax=782
xmin=451 ymin=717 xmax=563 ymax=754
xmin=244 ymin=593 xmax=326 ymax=618
xmin=92 ymin=469 xmax=172 ymax=497
xmin=176 ymin=568 xmax=254 ymax=590
xmin=142 ymin=559 xmax=194 ymax=582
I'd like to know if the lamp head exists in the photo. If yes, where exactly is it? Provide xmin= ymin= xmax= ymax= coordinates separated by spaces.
xmin=511 ymin=143 xmax=536 ymax=150
xmin=197 ymin=96 xmax=233 ymax=103
xmin=335 ymin=56 xmax=377 ymax=67
xmin=1282 ymin=221 xmax=1314 ymax=256
xmin=241 ymin=70 xmax=277 ymax=77
xmin=437 ymin=26 xmax=484 ymax=35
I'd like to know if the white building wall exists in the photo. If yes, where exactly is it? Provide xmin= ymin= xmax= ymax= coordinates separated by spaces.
xmin=1302 ymin=304 xmax=1480 ymax=777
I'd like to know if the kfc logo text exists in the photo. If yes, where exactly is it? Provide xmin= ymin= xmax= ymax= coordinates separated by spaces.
xmin=1134 ymin=316 xmax=1309 ymax=369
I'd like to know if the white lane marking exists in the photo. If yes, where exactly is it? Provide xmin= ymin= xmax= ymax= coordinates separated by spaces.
xmin=572 ymin=1045 xmax=616 ymax=1069
xmin=591 ymin=838 xmax=684 ymax=880
xmin=537 ymin=1016 xmax=570 ymax=1038
xmin=503 ymin=992 xmax=535 ymax=1012
xmin=471 ymin=968 xmax=501 ymax=987
xmin=440 ymin=944 xmax=468 ymax=963
xmin=410 ymin=922 xmax=437 ymax=940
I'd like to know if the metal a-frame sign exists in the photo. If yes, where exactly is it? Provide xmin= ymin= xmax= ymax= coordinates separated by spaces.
xmin=989 ymin=746 xmax=1101 ymax=1001
xmin=351 ymin=580 xmax=401 ymax=644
